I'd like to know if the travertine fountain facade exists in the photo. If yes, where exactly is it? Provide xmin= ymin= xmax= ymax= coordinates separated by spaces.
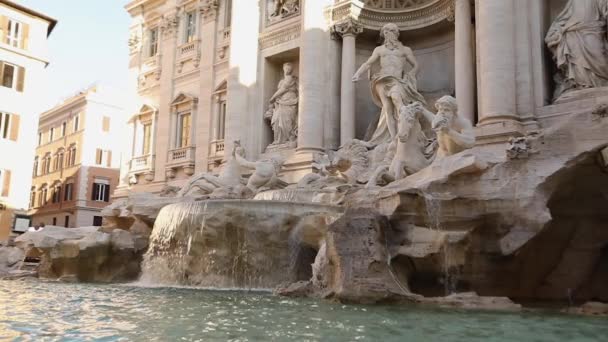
xmin=84 ymin=0 xmax=608 ymax=304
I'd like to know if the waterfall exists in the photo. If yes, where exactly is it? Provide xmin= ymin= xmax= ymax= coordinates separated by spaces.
xmin=423 ymin=194 xmax=456 ymax=296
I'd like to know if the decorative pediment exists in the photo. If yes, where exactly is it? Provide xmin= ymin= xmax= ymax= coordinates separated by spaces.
xmin=214 ymin=79 xmax=227 ymax=93
xmin=171 ymin=92 xmax=198 ymax=106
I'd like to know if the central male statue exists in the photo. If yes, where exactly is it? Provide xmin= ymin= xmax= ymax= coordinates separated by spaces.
xmin=353 ymin=23 xmax=426 ymax=145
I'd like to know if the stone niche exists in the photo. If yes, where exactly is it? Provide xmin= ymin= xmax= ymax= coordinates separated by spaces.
xmin=261 ymin=48 xmax=300 ymax=153
xmin=354 ymin=23 xmax=455 ymax=139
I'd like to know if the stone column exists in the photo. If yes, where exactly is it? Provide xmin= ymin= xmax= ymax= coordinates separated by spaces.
xmin=475 ymin=0 xmax=517 ymax=125
xmin=454 ymin=0 xmax=476 ymax=124
xmin=297 ymin=0 xmax=330 ymax=153
xmin=333 ymin=18 xmax=363 ymax=145
xmin=194 ymin=1 xmax=219 ymax=173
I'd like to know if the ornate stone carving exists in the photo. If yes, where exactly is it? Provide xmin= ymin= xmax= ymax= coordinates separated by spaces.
xmin=592 ymin=103 xmax=608 ymax=120
xmin=264 ymin=62 xmax=299 ymax=150
xmin=268 ymin=0 xmax=300 ymax=23
xmin=200 ymin=0 xmax=219 ymax=22
xmin=546 ymin=0 xmax=608 ymax=100
xmin=423 ymin=96 xmax=475 ymax=160
xmin=160 ymin=13 xmax=179 ymax=37
xmin=506 ymin=132 xmax=542 ymax=160
xmin=329 ymin=0 xmax=454 ymax=31
xmin=332 ymin=18 xmax=364 ymax=38
xmin=128 ymin=33 xmax=140 ymax=54
xmin=353 ymin=23 xmax=426 ymax=146
xmin=259 ymin=23 xmax=301 ymax=50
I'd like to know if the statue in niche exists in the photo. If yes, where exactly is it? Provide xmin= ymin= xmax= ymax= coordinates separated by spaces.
xmin=353 ymin=22 xmax=426 ymax=146
xmin=269 ymin=0 xmax=300 ymax=21
xmin=265 ymin=62 xmax=299 ymax=149
xmin=546 ymin=0 xmax=608 ymax=99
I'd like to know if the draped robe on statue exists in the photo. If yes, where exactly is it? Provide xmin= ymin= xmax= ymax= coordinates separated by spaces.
xmin=546 ymin=0 xmax=608 ymax=98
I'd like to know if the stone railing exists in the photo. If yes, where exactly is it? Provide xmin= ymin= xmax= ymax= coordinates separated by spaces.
xmin=130 ymin=154 xmax=153 ymax=173
xmin=210 ymin=139 xmax=225 ymax=157
xmin=178 ymin=40 xmax=199 ymax=60
xmin=167 ymin=146 xmax=196 ymax=165
xmin=220 ymin=27 xmax=231 ymax=43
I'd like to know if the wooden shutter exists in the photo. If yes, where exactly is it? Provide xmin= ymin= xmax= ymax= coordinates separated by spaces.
xmin=0 ymin=16 xmax=8 ymax=43
xmin=0 ymin=62 xmax=4 ymax=83
xmin=103 ymin=185 xmax=110 ymax=202
xmin=91 ymin=183 xmax=98 ymax=201
xmin=95 ymin=149 xmax=102 ymax=165
xmin=102 ymin=116 xmax=110 ymax=132
xmin=1 ymin=170 xmax=11 ymax=197
xmin=9 ymin=113 xmax=19 ymax=141
xmin=21 ymin=23 xmax=29 ymax=50
xmin=106 ymin=150 xmax=112 ymax=167
xmin=16 ymin=67 xmax=25 ymax=92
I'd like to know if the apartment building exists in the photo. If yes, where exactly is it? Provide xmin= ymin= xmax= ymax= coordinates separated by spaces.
xmin=29 ymin=86 xmax=126 ymax=228
xmin=0 ymin=0 xmax=56 ymax=240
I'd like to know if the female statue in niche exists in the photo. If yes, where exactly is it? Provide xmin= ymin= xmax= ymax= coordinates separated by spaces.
xmin=546 ymin=0 xmax=608 ymax=99
xmin=265 ymin=62 xmax=299 ymax=148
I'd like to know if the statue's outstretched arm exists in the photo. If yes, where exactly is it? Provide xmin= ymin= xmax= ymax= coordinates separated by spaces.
xmin=353 ymin=48 xmax=380 ymax=81
xmin=448 ymin=125 xmax=475 ymax=149
xmin=234 ymin=151 xmax=257 ymax=170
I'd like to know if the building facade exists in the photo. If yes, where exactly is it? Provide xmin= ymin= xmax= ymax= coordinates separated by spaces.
xmin=29 ymin=87 xmax=125 ymax=228
xmin=0 ymin=0 xmax=56 ymax=240
xmin=117 ymin=0 xmax=579 ymax=196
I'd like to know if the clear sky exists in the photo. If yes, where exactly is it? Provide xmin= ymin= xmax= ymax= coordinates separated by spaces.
xmin=15 ymin=0 xmax=131 ymax=109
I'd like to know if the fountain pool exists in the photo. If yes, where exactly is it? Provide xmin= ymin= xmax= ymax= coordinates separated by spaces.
xmin=1 ymin=280 xmax=606 ymax=341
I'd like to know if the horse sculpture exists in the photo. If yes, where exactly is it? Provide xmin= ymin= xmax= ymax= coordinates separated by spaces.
xmin=367 ymin=103 xmax=436 ymax=187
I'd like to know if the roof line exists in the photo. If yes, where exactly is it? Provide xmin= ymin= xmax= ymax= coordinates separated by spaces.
xmin=0 ymin=0 xmax=57 ymax=36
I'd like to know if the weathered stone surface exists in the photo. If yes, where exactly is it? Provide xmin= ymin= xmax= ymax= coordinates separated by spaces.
xmin=14 ymin=226 xmax=147 ymax=282
xmin=565 ymin=302 xmax=608 ymax=317
xmin=0 ymin=246 xmax=24 ymax=275
xmin=422 ymin=292 xmax=521 ymax=311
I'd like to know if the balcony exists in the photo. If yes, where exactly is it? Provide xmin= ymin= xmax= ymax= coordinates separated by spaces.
xmin=210 ymin=140 xmax=225 ymax=157
xmin=166 ymin=146 xmax=196 ymax=177
xmin=178 ymin=40 xmax=199 ymax=61
xmin=130 ymin=154 xmax=154 ymax=173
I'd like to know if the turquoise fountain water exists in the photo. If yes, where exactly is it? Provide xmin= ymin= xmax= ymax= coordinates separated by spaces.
xmin=1 ymin=280 xmax=606 ymax=341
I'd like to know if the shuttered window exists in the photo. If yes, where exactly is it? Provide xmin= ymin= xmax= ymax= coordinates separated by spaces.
xmin=178 ymin=113 xmax=191 ymax=147
xmin=0 ymin=169 xmax=11 ymax=197
xmin=0 ymin=62 xmax=24 ymax=92
xmin=0 ymin=112 xmax=19 ymax=141
xmin=102 ymin=116 xmax=110 ymax=132
xmin=92 ymin=179 xmax=110 ymax=202
xmin=0 ymin=16 xmax=29 ymax=49
xmin=64 ymin=183 xmax=73 ymax=201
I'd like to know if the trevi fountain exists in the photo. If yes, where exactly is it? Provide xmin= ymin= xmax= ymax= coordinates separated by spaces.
xmin=2 ymin=0 xmax=608 ymax=340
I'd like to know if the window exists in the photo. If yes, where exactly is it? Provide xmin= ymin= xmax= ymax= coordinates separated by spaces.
xmin=49 ymin=127 xmax=55 ymax=142
xmin=56 ymin=150 xmax=64 ymax=171
xmin=92 ymin=179 xmax=110 ymax=202
xmin=5 ymin=19 xmax=22 ymax=47
xmin=73 ymin=114 xmax=80 ymax=132
xmin=0 ymin=169 xmax=10 ymax=197
xmin=218 ymin=100 xmax=227 ymax=140
xmin=52 ymin=217 xmax=57 ymax=226
xmin=51 ymin=185 xmax=61 ymax=203
xmin=0 ymin=62 xmax=24 ymax=91
xmin=43 ymin=154 xmax=51 ymax=174
xmin=66 ymin=146 xmax=76 ymax=167
xmin=142 ymin=123 xmax=151 ymax=155
xmin=178 ymin=113 xmax=191 ymax=147
xmin=64 ymin=182 xmax=73 ymax=201
xmin=38 ymin=132 xmax=42 ymax=145
xmin=184 ymin=11 xmax=197 ymax=43
xmin=32 ymin=157 xmax=38 ymax=177
xmin=93 ymin=216 xmax=103 ymax=227
xmin=61 ymin=122 xmax=67 ymax=136
xmin=96 ymin=148 xmax=103 ymax=165
xmin=0 ymin=112 xmax=19 ymax=141
xmin=102 ymin=116 xmax=110 ymax=132
xmin=147 ymin=28 xmax=159 ymax=57
xmin=39 ymin=186 xmax=47 ymax=206
xmin=64 ymin=215 xmax=70 ymax=228
xmin=29 ymin=189 xmax=35 ymax=208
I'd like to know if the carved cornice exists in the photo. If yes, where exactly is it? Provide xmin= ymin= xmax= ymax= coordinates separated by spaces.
xmin=259 ymin=23 xmax=302 ymax=50
xmin=332 ymin=18 xmax=364 ymax=39
xmin=199 ymin=0 xmax=219 ymax=23
xmin=160 ymin=13 xmax=179 ymax=37
xmin=329 ymin=0 xmax=454 ymax=31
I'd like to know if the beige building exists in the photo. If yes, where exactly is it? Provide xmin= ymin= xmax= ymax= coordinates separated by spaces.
xmin=29 ymin=87 xmax=125 ymax=228
xmin=117 ymin=0 xmax=577 ymax=196
xmin=0 ymin=0 xmax=56 ymax=240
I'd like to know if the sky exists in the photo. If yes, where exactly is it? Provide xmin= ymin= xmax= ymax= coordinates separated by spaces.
xmin=15 ymin=0 xmax=131 ymax=109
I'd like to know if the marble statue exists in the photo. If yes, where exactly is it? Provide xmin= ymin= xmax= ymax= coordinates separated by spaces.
xmin=265 ymin=62 xmax=299 ymax=149
xmin=367 ymin=103 xmax=435 ymax=187
xmin=353 ymin=23 xmax=426 ymax=146
xmin=417 ymin=96 xmax=475 ymax=160
xmin=233 ymin=141 xmax=286 ymax=193
xmin=546 ymin=0 xmax=608 ymax=99
xmin=269 ymin=0 xmax=299 ymax=21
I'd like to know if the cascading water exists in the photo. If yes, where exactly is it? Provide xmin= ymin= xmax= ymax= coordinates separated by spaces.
xmin=138 ymin=199 xmax=344 ymax=290
xmin=423 ymin=193 xmax=457 ymax=296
